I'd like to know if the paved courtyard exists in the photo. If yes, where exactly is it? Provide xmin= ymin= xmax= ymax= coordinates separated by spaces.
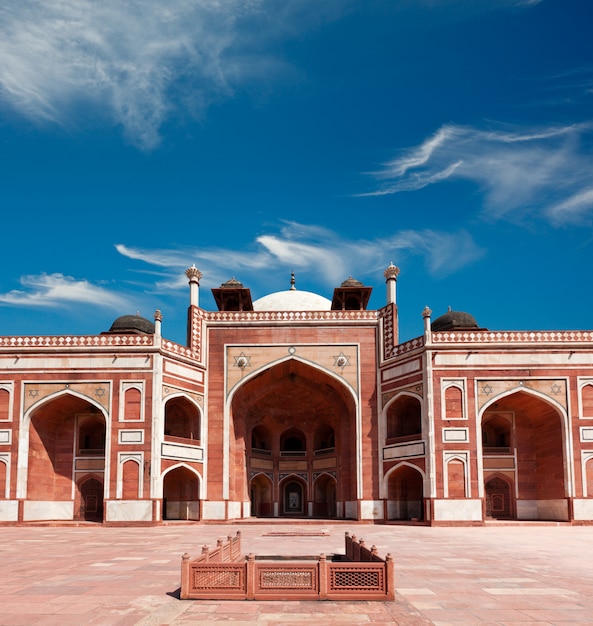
xmin=0 ymin=521 xmax=591 ymax=625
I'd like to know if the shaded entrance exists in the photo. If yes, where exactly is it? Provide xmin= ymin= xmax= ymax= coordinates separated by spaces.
xmin=231 ymin=358 xmax=356 ymax=518
xmin=163 ymin=467 xmax=200 ymax=520
xmin=27 ymin=393 xmax=106 ymax=521
xmin=250 ymin=474 xmax=273 ymax=517
xmin=282 ymin=478 xmax=305 ymax=516
xmin=485 ymin=476 xmax=514 ymax=519
xmin=482 ymin=390 xmax=567 ymax=521
xmin=387 ymin=465 xmax=424 ymax=520
xmin=313 ymin=473 xmax=337 ymax=518
xmin=77 ymin=477 xmax=104 ymax=522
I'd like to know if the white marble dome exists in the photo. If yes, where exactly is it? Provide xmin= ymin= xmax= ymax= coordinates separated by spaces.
xmin=253 ymin=289 xmax=331 ymax=311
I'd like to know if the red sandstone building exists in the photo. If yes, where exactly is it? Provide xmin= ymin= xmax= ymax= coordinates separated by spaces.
xmin=1 ymin=264 xmax=592 ymax=525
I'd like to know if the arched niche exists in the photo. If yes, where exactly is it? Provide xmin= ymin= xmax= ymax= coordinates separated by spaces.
xmin=386 ymin=393 xmax=422 ymax=441
xmin=164 ymin=396 xmax=201 ymax=442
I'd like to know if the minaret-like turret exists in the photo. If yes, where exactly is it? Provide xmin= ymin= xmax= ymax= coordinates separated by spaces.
xmin=384 ymin=262 xmax=400 ymax=305
xmin=185 ymin=265 xmax=203 ymax=308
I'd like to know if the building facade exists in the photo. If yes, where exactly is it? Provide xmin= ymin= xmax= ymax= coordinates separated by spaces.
xmin=1 ymin=264 xmax=592 ymax=525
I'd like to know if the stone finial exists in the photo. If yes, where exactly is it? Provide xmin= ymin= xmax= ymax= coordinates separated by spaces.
xmin=422 ymin=306 xmax=432 ymax=319
xmin=290 ymin=271 xmax=296 ymax=291
xmin=185 ymin=264 xmax=203 ymax=283
xmin=154 ymin=309 xmax=163 ymax=322
xmin=383 ymin=262 xmax=400 ymax=280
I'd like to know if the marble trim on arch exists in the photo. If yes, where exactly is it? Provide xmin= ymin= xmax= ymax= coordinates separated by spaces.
xmin=23 ymin=382 xmax=111 ymax=413
xmin=476 ymin=379 xmax=568 ymax=411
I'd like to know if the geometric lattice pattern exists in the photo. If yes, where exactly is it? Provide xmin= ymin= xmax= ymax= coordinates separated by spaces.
xmin=258 ymin=567 xmax=316 ymax=591
xmin=331 ymin=567 xmax=383 ymax=591
xmin=193 ymin=566 xmax=244 ymax=590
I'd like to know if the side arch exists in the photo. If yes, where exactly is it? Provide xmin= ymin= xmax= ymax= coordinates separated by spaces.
xmin=161 ymin=463 xmax=202 ymax=521
xmin=479 ymin=387 xmax=573 ymax=520
xmin=19 ymin=390 xmax=110 ymax=504
xmin=385 ymin=462 xmax=425 ymax=521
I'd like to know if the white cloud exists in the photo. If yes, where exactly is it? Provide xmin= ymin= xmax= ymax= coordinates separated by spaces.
xmin=0 ymin=1 xmax=543 ymax=149
xmin=367 ymin=122 xmax=593 ymax=224
xmin=0 ymin=273 xmax=130 ymax=310
xmin=546 ymin=188 xmax=593 ymax=224
xmin=0 ymin=1 xmax=278 ymax=149
xmin=116 ymin=221 xmax=484 ymax=298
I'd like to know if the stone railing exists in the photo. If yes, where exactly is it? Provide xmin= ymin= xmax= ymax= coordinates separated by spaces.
xmin=181 ymin=531 xmax=394 ymax=601
xmin=0 ymin=334 xmax=155 ymax=348
xmin=203 ymin=310 xmax=379 ymax=323
xmin=431 ymin=330 xmax=593 ymax=345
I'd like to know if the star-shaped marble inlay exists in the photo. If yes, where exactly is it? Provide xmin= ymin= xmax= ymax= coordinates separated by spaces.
xmin=95 ymin=387 xmax=106 ymax=398
xmin=28 ymin=388 xmax=39 ymax=398
xmin=333 ymin=352 xmax=351 ymax=368
xmin=481 ymin=384 xmax=493 ymax=396
xmin=551 ymin=383 xmax=562 ymax=395
xmin=234 ymin=352 xmax=251 ymax=369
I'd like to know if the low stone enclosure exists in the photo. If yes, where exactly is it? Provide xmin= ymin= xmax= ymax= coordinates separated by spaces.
xmin=180 ymin=531 xmax=395 ymax=601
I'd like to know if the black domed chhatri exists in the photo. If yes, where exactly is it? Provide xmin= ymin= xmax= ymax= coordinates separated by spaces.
xmin=108 ymin=314 xmax=155 ymax=335
xmin=431 ymin=309 xmax=479 ymax=332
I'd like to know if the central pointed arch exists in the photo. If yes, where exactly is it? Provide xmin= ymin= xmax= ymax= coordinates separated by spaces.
xmin=229 ymin=357 xmax=357 ymax=519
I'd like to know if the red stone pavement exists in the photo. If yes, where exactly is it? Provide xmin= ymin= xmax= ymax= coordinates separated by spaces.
xmin=0 ymin=521 xmax=592 ymax=625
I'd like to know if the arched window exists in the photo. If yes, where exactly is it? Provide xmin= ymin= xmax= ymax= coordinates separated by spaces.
xmin=0 ymin=388 xmax=9 ymax=420
xmin=0 ymin=460 xmax=7 ymax=499
xmin=280 ymin=429 xmax=306 ymax=456
xmin=386 ymin=395 xmax=422 ymax=440
xmin=78 ymin=416 xmax=105 ymax=455
xmin=314 ymin=425 xmax=335 ymax=453
xmin=582 ymin=384 xmax=593 ymax=418
xmin=482 ymin=413 xmax=512 ymax=453
xmin=124 ymin=388 xmax=142 ymax=421
xmin=251 ymin=425 xmax=272 ymax=454
xmin=447 ymin=459 xmax=466 ymax=498
xmin=122 ymin=460 xmax=140 ymax=499
xmin=164 ymin=397 xmax=201 ymax=441
xmin=445 ymin=386 xmax=463 ymax=419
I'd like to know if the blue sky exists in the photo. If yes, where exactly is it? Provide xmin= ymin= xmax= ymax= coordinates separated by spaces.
xmin=0 ymin=0 xmax=592 ymax=344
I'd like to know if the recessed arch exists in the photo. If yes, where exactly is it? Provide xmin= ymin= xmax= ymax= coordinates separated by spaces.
xmin=480 ymin=387 xmax=570 ymax=521
xmin=385 ymin=462 xmax=424 ymax=520
xmin=23 ymin=391 xmax=108 ymax=508
xmin=446 ymin=457 xmax=467 ymax=498
xmin=227 ymin=355 xmax=359 ymax=409
xmin=162 ymin=464 xmax=201 ymax=520
xmin=485 ymin=472 xmax=515 ymax=519
xmin=229 ymin=357 xmax=357 ymax=519
xmin=249 ymin=473 xmax=273 ymax=517
xmin=313 ymin=472 xmax=337 ymax=518
xmin=75 ymin=474 xmax=104 ymax=522
xmin=279 ymin=474 xmax=308 ymax=516
xmin=164 ymin=394 xmax=202 ymax=442
xmin=384 ymin=391 xmax=422 ymax=441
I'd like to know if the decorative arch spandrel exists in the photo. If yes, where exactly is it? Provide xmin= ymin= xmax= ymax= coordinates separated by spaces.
xmin=23 ymin=382 xmax=111 ymax=414
xmin=476 ymin=379 xmax=567 ymax=412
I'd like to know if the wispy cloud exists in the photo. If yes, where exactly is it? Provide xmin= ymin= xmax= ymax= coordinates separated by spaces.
xmin=365 ymin=122 xmax=593 ymax=224
xmin=0 ymin=1 xmax=543 ymax=150
xmin=0 ymin=273 xmax=130 ymax=310
xmin=116 ymin=221 xmax=484 ymax=298
xmin=0 ymin=1 xmax=279 ymax=149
